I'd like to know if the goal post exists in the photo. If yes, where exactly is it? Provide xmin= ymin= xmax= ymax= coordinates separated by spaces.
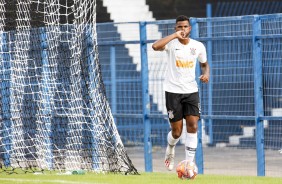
xmin=0 ymin=0 xmax=137 ymax=174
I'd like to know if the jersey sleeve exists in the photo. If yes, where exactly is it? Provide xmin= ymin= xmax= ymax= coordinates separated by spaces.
xmin=198 ymin=43 xmax=207 ymax=63
xmin=163 ymin=42 xmax=170 ymax=51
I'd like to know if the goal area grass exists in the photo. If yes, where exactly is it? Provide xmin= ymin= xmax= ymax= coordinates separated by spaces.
xmin=0 ymin=172 xmax=282 ymax=184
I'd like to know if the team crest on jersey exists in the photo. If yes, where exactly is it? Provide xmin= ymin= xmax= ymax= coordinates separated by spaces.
xmin=168 ymin=110 xmax=174 ymax=119
xmin=190 ymin=48 xmax=196 ymax=55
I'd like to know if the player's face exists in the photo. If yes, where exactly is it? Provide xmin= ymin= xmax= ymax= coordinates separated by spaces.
xmin=175 ymin=20 xmax=191 ymax=38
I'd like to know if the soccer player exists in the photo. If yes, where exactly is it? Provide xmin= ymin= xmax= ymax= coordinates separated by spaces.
xmin=152 ymin=15 xmax=210 ymax=171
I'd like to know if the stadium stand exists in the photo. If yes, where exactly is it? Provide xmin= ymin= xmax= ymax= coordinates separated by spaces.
xmin=97 ymin=0 xmax=112 ymax=23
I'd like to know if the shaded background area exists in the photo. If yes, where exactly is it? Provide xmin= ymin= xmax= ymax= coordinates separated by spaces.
xmin=3 ymin=0 xmax=281 ymax=30
xmin=145 ymin=0 xmax=282 ymax=20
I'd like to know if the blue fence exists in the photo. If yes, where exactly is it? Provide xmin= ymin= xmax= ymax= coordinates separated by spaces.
xmin=97 ymin=14 xmax=282 ymax=176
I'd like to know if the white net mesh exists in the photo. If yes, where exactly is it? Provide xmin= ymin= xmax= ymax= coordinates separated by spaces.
xmin=0 ymin=0 xmax=137 ymax=174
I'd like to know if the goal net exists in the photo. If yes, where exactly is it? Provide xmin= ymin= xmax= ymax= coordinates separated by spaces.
xmin=0 ymin=0 xmax=137 ymax=174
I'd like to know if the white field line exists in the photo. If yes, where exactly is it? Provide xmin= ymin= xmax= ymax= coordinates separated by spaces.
xmin=0 ymin=178 xmax=108 ymax=184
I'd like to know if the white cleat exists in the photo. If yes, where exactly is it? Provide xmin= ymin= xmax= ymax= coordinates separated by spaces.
xmin=164 ymin=144 xmax=175 ymax=171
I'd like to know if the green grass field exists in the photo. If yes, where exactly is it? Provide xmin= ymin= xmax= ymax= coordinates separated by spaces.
xmin=0 ymin=172 xmax=282 ymax=184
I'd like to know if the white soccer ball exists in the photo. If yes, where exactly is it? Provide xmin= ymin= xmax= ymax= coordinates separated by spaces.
xmin=176 ymin=160 xmax=198 ymax=180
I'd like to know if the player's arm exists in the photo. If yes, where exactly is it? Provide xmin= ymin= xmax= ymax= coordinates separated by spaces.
xmin=199 ymin=61 xmax=210 ymax=83
xmin=152 ymin=31 xmax=183 ymax=51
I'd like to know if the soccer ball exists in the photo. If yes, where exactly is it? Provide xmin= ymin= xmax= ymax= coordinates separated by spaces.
xmin=176 ymin=160 xmax=198 ymax=180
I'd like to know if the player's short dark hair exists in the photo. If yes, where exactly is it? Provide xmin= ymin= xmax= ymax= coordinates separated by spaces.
xmin=176 ymin=15 xmax=190 ymax=25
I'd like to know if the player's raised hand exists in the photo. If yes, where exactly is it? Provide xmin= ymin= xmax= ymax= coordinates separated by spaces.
xmin=175 ymin=30 xmax=189 ymax=40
